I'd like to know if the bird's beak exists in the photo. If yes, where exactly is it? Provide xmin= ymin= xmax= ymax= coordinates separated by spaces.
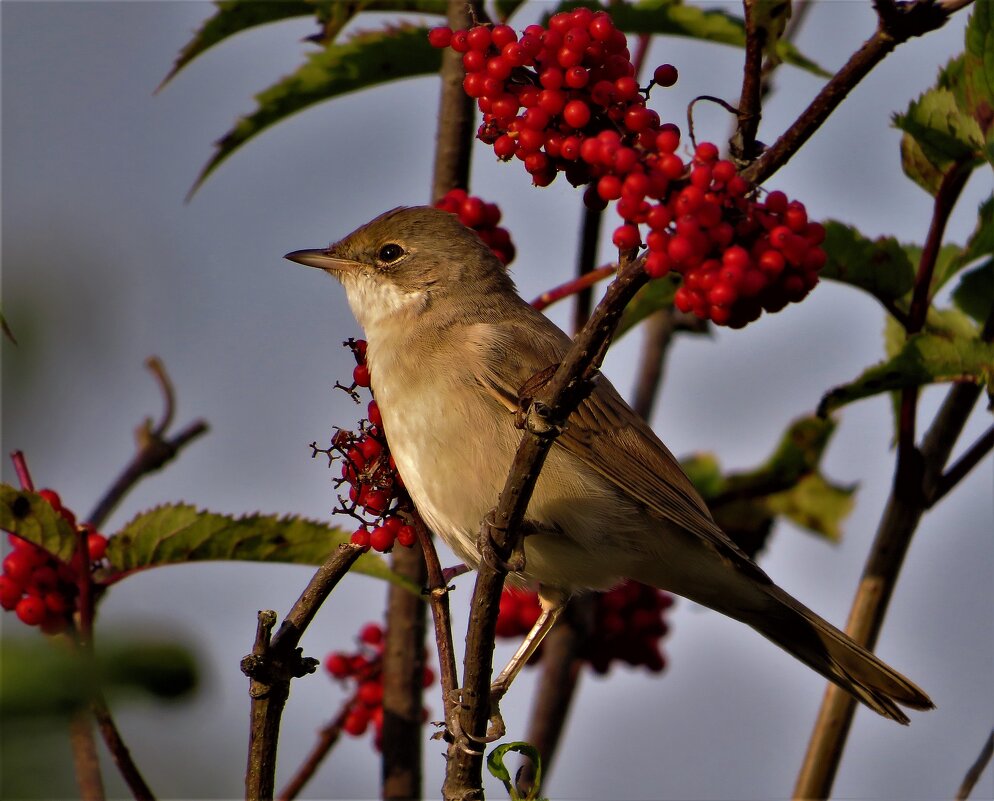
xmin=284 ymin=249 xmax=358 ymax=273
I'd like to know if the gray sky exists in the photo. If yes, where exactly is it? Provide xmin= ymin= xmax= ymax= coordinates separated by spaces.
xmin=2 ymin=2 xmax=991 ymax=799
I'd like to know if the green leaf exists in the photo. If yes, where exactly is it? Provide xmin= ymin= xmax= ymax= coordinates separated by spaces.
xmin=1 ymin=638 xmax=197 ymax=718
xmin=818 ymin=330 xmax=994 ymax=416
xmin=963 ymin=3 xmax=994 ymax=146
xmin=543 ymin=0 xmax=828 ymax=77
xmin=893 ymin=86 xmax=986 ymax=190
xmin=751 ymin=0 xmax=792 ymax=68
xmin=189 ymin=24 xmax=442 ymax=196
xmin=682 ymin=416 xmax=854 ymax=553
xmin=159 ymin=1 xmax=316 ymax=90
xmin=615 ymin=274 xmax=681 ymax=339
xmin=495 ymin=0 xmax=527 ymax=22
xmin=955 ymin=194 xmax=994 ymax=271
xmin=0 ymin=486 xmax=79 ymax=562
xmin=819 ymin=221 xmax=916 ymax=303
xmin=952 ymin=259 xmax=994 ymax=326
xmin=487 ymin=741 xmax=544 ymax=801
xmin=105 ymin=503 xmax=419 ymax=592
xmin=765 ymin=473 xmax=854 ymax=542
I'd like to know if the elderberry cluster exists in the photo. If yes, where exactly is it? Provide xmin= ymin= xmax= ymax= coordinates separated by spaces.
xmin=495 ymin=581 xmax=673 ymax=674
xmin=0 ymin=489 xmax=108 ymax=634
xmin=434 ymin=189 xmax=516 ymax=266
xmin=323 ymin=622 xmax=434 ymax=747
xmin=429 ymin=9 xmax=826 ymax=328
xmin=315 ymin=339 xmax=416 ymax=553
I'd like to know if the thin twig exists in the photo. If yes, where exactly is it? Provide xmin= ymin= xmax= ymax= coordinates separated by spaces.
xmin=743 ymin=0 xmax=961 ymax=185
xmin=730 ymin=0 xmax=766 ymax=164
xmin=69 ymin=712 xmax=106 ymax=801
xmin=928 ymin=425 xmax=994 ymax=507
xmin=442 ymin=251 xmax=649 ymax=800
xmin=87 ymin=358 xmax=208 ymax=529
xmin=91 ymin=694 xmax=155 ymax=801
xmin=242 ymin=544 xmax=365 ymax=801
xmin=430 ymin=0 xmax=486 ymax=202
xmin=955 ymin=728 xmax=994 ymax=801
xmin=532 ymin=265 xmax=616 ymax=312
xmin=571 ymin=206 xmax=604 ymax=333
xmin=277 ymin=705 xmax=350 ymax=801
xmin=793 ymin=153 xmax=977 ymax=799
xmin=412 ymin=509 xmax=459 ymax=713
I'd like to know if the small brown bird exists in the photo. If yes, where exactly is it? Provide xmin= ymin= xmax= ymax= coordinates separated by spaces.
xmin=287 ymin=206 xmax=933 ymax=723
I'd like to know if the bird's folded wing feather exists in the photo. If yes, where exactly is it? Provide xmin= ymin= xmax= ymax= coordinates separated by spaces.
xmin=471 ymin=317 xmax=767 ymax=579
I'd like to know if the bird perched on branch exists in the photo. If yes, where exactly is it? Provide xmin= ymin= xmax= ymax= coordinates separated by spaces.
xmin=287 ymin=205 xmax=933 ymax=724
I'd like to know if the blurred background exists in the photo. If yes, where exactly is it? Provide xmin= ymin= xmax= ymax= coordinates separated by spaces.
xmin=2 ymin=2 xmax=991 ymax=799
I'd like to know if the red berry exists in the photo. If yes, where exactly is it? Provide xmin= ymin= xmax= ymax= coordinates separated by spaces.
xmin=353 ymin=364 xmax=371 ymax=388
xmin=343 ymin=709 xmax=370 ymax=737
xmin=16 ymin=595 xmax=47 ymax=626
xmin=325 ymin=652 xmax=352 ymax=678
xmin=369 ymin=525 xmax=394 ymax=553
xmin=612 ymin=224 xmax=641 ymax=251
xmin=491 ymin=24 xmax=517 ymax=49
xmin=367 ymin=401 xmax=382 ymax=427
xmin=357 ymin=681 xmax=384 ymax=707
xmin=562 ymin=99 xmax=591 ymax=129
xmin=38 ymin=488 xmax=63 ymax=510
xmin=350 ymin=529 xmax=371 ymax=549
xmin=396 ymin=525 xmax=417 ymax=548
xmin=653 ymin=64 xmax=678 ymax=87
xmin=450 ymin=29 xmax=470 ymax=53
xmin=3 ymin=550 xmax=38 ymax=584
xmin=427 ymin=27 xmax=452 ymax=48
xmin=0 ymin=575 xmax=24 ymax=610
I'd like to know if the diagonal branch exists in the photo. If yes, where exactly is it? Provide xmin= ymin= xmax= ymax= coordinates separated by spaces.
xmin=442 ymin=251 xmax=649 ymax=799
xmin=742 ymin=0 xmax=964 ymax=185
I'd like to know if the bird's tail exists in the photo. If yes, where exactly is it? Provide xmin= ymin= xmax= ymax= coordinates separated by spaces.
xmin=734 ymin=584 xmax=934 ymax=724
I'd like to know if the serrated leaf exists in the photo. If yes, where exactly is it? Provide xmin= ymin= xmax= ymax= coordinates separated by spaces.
xmin=893 ymin=87 xmax=985 ymax=178
xmin=900 ymin=131 xmax=946 ymax=195
xmin=189 ymin=24 xmax=442 ymax=197
xmin=616 ymin=274 xmax=681 ymax=339
xmin=159 ymin=1 xmax=316 ymax=90
xmin=682 ymin=416 xmax=851 ymax=552
xmin=952 ymin=259 xmax=994 ymax=325
xmin=1 ymin=638 xmax=197 ymax=718
xmin=765 ymin=473 xmax=854 ymax=542
xmin=955 ymin=194 xmax=994 ymax=271
xmin=820 ymin=221 xmax=916 ymax=303
xmin=543 ymin=0 xmax=828 ymax=77
xmin=963 ymin=3 xmax=994 ymax=143
xmin=105 ymin=503 xmax=420 ymax=593
xmin=0 ymin=486 xmax=80 ymax=562
xmin=818 ymin=330 xmax=994 ymax=416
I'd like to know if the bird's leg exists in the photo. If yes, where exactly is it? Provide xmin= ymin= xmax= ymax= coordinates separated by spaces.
xmin=491 ymin=594 xmax=565 ymax=703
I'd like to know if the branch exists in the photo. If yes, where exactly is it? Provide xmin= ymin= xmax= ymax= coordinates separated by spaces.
xmin=907 ymin=160 xmax=973 ymax=333
xmin=793 ymin=148 xmax=980 ymax=798
xmin=956 ymin=728 xmax=994 ymax=801
xmin=743 ymin=0 xmax=961 ymax=185
xmin=571 ymin=206 xmax=605 ymax=333
xmin=430 ymin=0 xmax=486 ymax=202
xmin=381 ymin=540 xmax=428 ymax=799
xmin=87 ymin=357 xmax=208 ymax=530
xmin=277 ymin=705 xmax=350 ymax=801
xmin=69 ymin=712 xmax=106 ymax=801
xmin=928 ymin=425 xmax=994 ymax=507
xmin=730 ymin=0 xmax=766 ymax=163
xmin=532 ymin=265 xmax=616 ymax=312
xmin=442 ymin=251 xmax=649 ymax=799
xmin=242 ymin=544 xmax=365 ymax=801
xmin=91 ymin=693 xmax=155 ymax=800
xmin=793 ymin=381 xmax=982 ymax=800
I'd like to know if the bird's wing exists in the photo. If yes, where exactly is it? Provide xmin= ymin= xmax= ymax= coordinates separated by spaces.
xmin=470 ymin=315 xmax=768 ymax=579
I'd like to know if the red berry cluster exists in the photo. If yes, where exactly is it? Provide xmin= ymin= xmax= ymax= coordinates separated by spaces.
xmin=316 ymin=340 xmax=416 ymax=553
xmin=645 ymin=158 xmax=826 ymax=328
xmin=495 ymin=581 xmax=673 ymax=674
xmin=434 ymin=189 xmax=516 ymax=266
xmin=323 ymin=622 xmax=434 ymax=747
xmin=429 ymin=11 xmax=826 ymax=328
xmin=0 ymin=489 xmax=108 ymax=634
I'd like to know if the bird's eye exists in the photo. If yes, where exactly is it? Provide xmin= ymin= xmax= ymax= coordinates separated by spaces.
xmin=377 ymin=243 xmax=404 ymax=263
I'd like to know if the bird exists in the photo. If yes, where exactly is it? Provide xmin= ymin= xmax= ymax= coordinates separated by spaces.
xmin=285 ymin=205 xmax=933 ymax=724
